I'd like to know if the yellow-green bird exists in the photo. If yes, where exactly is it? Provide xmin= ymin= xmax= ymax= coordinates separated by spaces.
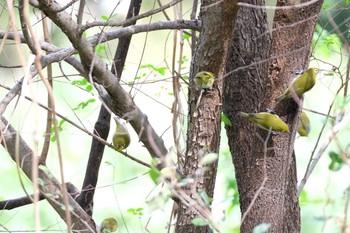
xmin=297 ymin=111 xmax=310 ymax=136
xmin=238 ymin=112 xmax=289 ymax=132
xmin=194 ymin=71 xmax=215 ymax=90
xmin=193 ymin=71 xmax=216 ymax=116
xmin=99 ymin=218 xmax=118 ymax=233
xmin=112 ymin=118 xmax=130 ymax=151
xmin=275 ymin=67 xmax=319 ymax=102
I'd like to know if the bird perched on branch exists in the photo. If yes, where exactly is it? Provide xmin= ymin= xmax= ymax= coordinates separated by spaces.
xmin=194 ymin=71 xmax=215 ymax=90
xmin=112 ymin=117 xmax=130 ymax=151
xmin=238 ymin=112 xmax=289 ymax=132
xmin=99 ymin=218 xmax=118 ymax=233
xmin=193 ymin=71 xmax=215 ymax=116
xmin=275 ymin=67 xmax=319 ymax=102
xmin=297 ymin=111 xmax=310 ymax=136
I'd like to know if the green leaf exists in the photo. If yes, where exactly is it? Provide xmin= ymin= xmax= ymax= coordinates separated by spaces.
xmin=127 ymin=208 xmax=135 ymax=213
xmin=140 ymin=64 xmax=167 ymax=76
xmin=149 ymin=167 xmax=161 ymax=184
xmin=72 ymin=78 xmax=88 ymax=86
xmin=328 ymin=151 xmax=344 ymax=171
xmin=181 ymin=56 xmax=188 ymax=65
xmin=58 ymin=119 xmax=65 ymax=130
xmin=127 ymin=207 xmax=143 ymax=216
xmin=253 ymin=223 xmax=271 ymax=233
xmin=151 ymin=158 xmax=160 ymax=167
xmin=323 ymin=72 xmax=335 ymax=76
xmin=299 ymin=190 xmax=308 ymax=203
xmin=191 ymin=217 xmax=209 ymax=226
xmin=101 ymin=15 xmax=109 ymax=21
xmin=329 ymin=161 xmax=343 ymax=171
xmin=221 ymin=113 xmax=232 ymax=126
xmin=96 ymin=44 xmax=106 ymax=57
xmin=329 ymin=151 xmax=343 ymax=163
xmin=74 ymin=98 xmax=96 ymax=110
xmin=347 ymin=0 xmax=350 ymax=4
xmin=183 ymin=33 xmax=190 ymax=40
xmin=225 ymin=178 xmax=239 ymax=216
xmin=322 ymin=3 xmax=330 ymax=10
xmin=155 ymin=67 xmax=167 ymax=76
xmin=86 ymin=84 xmax=93 ymax=92
xmin=104 ymin=161 xmax=113 ymax=166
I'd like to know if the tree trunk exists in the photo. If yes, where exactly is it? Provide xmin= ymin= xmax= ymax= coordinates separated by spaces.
xmin=175 ymin=1 xmax=239 ymax=232
xmin=224 ymin=0 xmax=323 ymax=232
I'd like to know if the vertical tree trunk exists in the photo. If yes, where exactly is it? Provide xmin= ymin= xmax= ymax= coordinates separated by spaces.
xmin=267 ymin=2 xmax=323 ymax=231
xmin=175 ymin=1 xmax=239 ymax=232
xmin=224 ymin=0 xmax=323 ymax=232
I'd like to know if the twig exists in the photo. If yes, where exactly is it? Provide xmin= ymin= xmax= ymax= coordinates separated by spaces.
xmin=76 ymin=0 xmax=85 ymax=28
xmin=298 ymin=111 xmax=350 ymax=194
xmin=237 ymin=0 xmax=319 ymax=10
xmin=0 ymin=116 xmax=96 ymax=231
xmin=302 ymin=107 xmax=336 ymax=119
xmin=0 ymin=83 xmax=151 ymax=169
xmin=80 ymin=0 xmax=182 ymax=31
xmin=40 ymin=10 xmax=53 ymax=164
xmin=157 ymin=0 xmax=171 ymax=20
xmin=56 ymin=0 xmax=78 ymax=12
xmin=342 ymin=186 xmax=350 ymax=233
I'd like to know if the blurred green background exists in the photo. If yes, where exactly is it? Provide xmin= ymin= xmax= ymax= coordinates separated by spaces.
xmin=1 ymin=0 xmax=350 ymax=232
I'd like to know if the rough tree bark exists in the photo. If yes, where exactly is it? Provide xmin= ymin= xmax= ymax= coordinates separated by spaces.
xmin=224 ymin=0 xmax=323 ymax=232
xmin=175 ymin=1 xmax=239 ymax=232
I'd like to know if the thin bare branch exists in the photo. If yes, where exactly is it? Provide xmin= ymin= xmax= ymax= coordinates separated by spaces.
xmin=298 ymin=111 xmax=350 ymax=194
xmin=76 ymin=0 xmax=85 ymax=28
xmin=80 ymin=0 xmax=182 ymax=31
xmin=40 ymin=11 xmax=53 ymax=164
xmin=238 ymin=0 xmax=319 ymax=10
xmin=0 ymin=116 xmax=96 ymax=232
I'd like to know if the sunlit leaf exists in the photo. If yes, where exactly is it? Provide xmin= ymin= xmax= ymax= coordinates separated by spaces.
xmin=101 ymin=15 xmax=109 ymax=21
xmin=86 ymin=84 xmax=93 ymax=92
xmin=74 ymin=98 xmax=96 ymax=110
xmin=222 ymin=113 xmax=232 ymax=126
xmin=183 ymin=33 xmax=190 ymax=40
xmin=149 ymin=167 xmax=161 ymax=184
xmin=322 ymin=3 xmax=330 ymax=9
